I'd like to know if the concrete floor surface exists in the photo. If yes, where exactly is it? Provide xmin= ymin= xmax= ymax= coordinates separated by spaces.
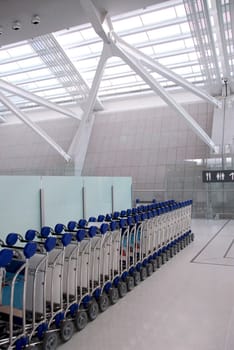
xmin=60 ymin=219 xmax=234 ymax=350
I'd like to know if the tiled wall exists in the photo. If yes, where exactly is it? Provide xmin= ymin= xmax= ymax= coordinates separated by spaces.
xmin=82 ymin=101 xmax=214 ymax=214
xmin=0 ymin=101 xmax=215 ymax=216
xmin=0 ymin=118 xmax=79 ymax=175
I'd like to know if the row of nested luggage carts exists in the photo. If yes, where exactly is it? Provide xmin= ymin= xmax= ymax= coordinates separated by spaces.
xmin=0 ymin=199 xmax=194 ymax=350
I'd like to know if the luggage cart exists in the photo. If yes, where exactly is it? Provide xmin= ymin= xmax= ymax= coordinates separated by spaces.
xmin=33 ymin=226 xmax=73 ymax=350
xmin=90 ymin=217 xmax=122 ymax=310
xmin=142 ymin=210 xmax=156 ymax=275
xmin=124 ymin=210 xmax=142 ymax=287
xmin=53 ymin=223 xmax=93 ymax=337
xmin=21 ymin=230 xmax=57 ymax=348
xmin=130 ymin=211 xmax=149 ymax=282
xmin=0 ymin=234 xmax=37 ymax=350
xmin=102 ymin=215 xmax=126 ymax=304
xmin=141 ymin=209 xmax=158 ymax=272
xmin=57 ymin=221 xmax=100 ymax=323
xmin=111 ymin=212 xmax=136 ymax=297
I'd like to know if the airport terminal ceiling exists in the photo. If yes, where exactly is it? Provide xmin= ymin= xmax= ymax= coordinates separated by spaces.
xmin=0 ymin=0 xmax=233 ymax=121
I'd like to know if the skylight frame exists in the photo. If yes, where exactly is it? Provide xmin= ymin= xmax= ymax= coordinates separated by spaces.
xmin=0 ymin=0 xmax=214 ymax=110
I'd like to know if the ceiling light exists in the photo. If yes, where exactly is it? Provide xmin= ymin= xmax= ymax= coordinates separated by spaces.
xmin=31 ymin=15 xmax=40 ymax=25
xmin=12 ymin=21 xmax=21 ymax=31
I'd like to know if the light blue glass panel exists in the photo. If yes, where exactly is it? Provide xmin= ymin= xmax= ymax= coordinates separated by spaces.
xmin=0 ymin=176 xmax=41 ymax=239
xmin=112 ymin=177 xmax=132 ymax=211
xmin=42 ymin=176 xmax=83 ymax=228
xmin=83 ymin=177 xmax=113 ymax=219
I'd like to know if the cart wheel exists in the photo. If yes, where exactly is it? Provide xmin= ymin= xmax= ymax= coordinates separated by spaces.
xmin=146 ymin=263 xmax=153 ymax=276
xmin=133 ymin=270 xmax=141 ymax=286
xmin=74 ymin=309 xmax=88 ymax=331
xmin=98 ymin=293 xmax=109 ymax=312
xmin=140 ymin=267 xmax=147 ymax=281
xmin=126 ymin=276 xmax=134 ymax=291
xmin=42 ymin=332 xmax=58 ymax=350
xmin=151 ymin=259 xmax=157 ymax=272
xmin=118 ymin=281 xmax=127 ymax=298
xmin=108 ymin=287 xmax=119 ymax=305
xmin=87 ymin=299 xmax=99 ymax=321
xmin=60 ymin=320 xmax=74 ymax=343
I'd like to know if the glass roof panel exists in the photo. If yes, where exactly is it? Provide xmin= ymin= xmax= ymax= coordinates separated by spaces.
xmin=158 ymin=53 xmax=190 ymax=65
xmin=0 ymin=0 xmax=222 ymax=109
xmin=17 ymin=57 xmax=44 ymax=69
xmin=175 ymin=4 xmax=187 ymax=17
xmin=141 ymin=7 xmax=177 ymax=26
xmin=0 ymin=51 xmax=10 ymax=61
xmin=153 ymin=40 xmax=186 ymax=54
xmin=124 ymin=32 xmax=149 ymax=45
xmin=7 ymin=44 xmax=34 ymax=57
xmin=113 ymin=16 xmax=143 ymax=32
xmin=0 ymin=61 xmax=21 ymax=73
xmin=147 ymin=25 xmax=181 ymax=40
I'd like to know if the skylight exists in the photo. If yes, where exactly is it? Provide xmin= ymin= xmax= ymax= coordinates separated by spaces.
xmin=0 ymin=0 xmax=229 ymax=113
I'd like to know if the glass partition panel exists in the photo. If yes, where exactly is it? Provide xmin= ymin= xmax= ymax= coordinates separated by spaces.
xmin=0 ymin=176 xmax=41 ymax=238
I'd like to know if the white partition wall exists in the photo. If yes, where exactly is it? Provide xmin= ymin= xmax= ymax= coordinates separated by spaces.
xmin=0 ymin=176 xmax=132 ymax=238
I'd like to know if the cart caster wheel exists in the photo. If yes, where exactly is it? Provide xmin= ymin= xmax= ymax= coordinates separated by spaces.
xmin=156 ymin=256 xmax=162 ymax=268
xmin=60 ymin=320 xmax=74 ymax=342
xmin=133 ymin=270 xmax=141 ymax=286
xmin=109 ymin=287 xmax=119 ymax=305
xmin=170 ymin=248 xmax=174 ymax=258
xmin=118 ymin=281 xmax=127 ymax=297
xmin=98 ymin=293 xmax=109 ymax=312
xmin=140 ymin=267 xmax=147 ymax=281
xmin=74 ymin=309 xmax=88 ymax=331
xmin=126 ymin=276 xmax=134 ymax=291
xmin=151 ymin=259 xmax=157 ymax=272
xmin=42 ymin=332 xmax=58 ymax=350
xmin=87 ymin=299 xmax=99 ymax=321
xmin=146 ymin=263 xmax=153 ymax=276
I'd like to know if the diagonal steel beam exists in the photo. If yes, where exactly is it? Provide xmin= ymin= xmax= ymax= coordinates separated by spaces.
xmin=0 ymin=79 xmax=82 ymax=120
xmin=114 ymin=34 xmax=222 ymax=108
xmin=0 ymin=92 xmax=71 ymax=162
xmin=111 ymin=41 xmax=216 ymax=151
xmin=80 ymin=0 xmax=110 ymax=43
xmin=68 ymin=44 xmax=110 ymax=173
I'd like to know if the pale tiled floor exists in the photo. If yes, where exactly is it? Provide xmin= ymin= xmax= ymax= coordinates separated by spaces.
xmin=60 ymin=219 xmax=234 ymax=350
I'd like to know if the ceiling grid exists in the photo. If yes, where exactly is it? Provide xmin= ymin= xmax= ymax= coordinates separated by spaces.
xmin=0 ymin=0 xmax=233 ymax=119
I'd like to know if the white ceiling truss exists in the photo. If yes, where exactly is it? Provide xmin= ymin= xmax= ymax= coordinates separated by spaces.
xmin=0 ymin=0 xmax=233 ymax=163
xmin=69 ymin=0 xmax=222 ymax=173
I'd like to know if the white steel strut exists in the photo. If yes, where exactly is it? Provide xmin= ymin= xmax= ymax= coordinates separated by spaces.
xmin=69 ymin=0 xmax=219 ymax=173
xmin=0 ymin=92 xmax=71 ymax=162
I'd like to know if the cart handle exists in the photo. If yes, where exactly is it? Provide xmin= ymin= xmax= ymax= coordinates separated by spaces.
xmin=6 ymin=233 xmax=19 ymax=246
xmin=0 ymin=249 xmax=13 ymax=267
xmin=97 ymin=215 xmax=105 ymax=222
xmin=23 ymin=242 xmax=37 ymax=259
